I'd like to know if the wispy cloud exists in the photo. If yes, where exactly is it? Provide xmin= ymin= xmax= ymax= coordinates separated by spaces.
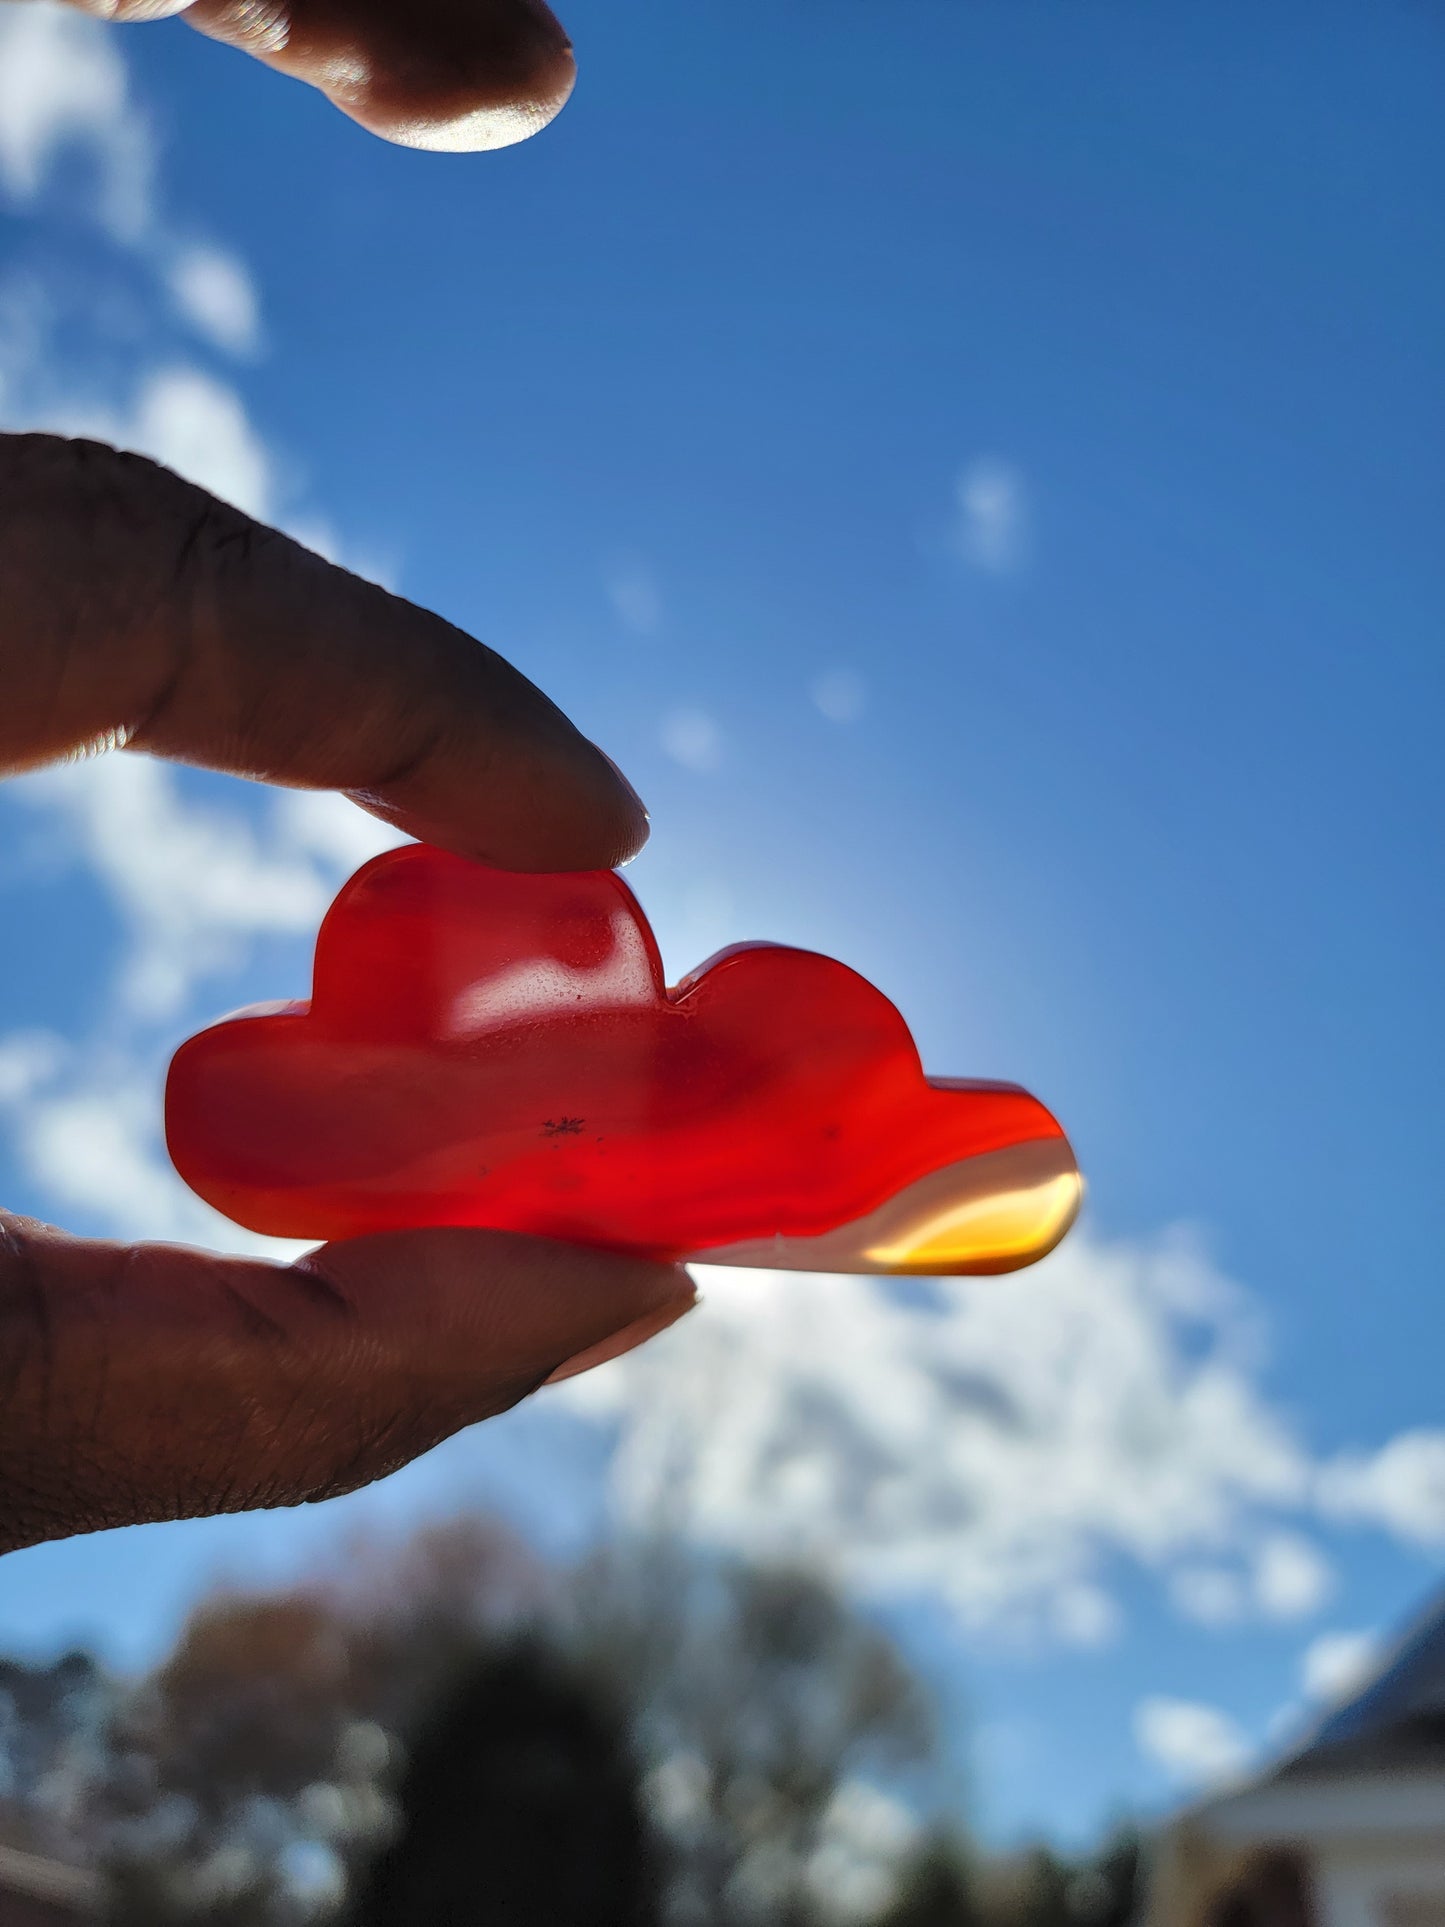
xmin=119 ymin=364 xmax=271 ymax=518
xmin=952 ymin=456 xmax=1028 ymax=573
xmin=1169 ymin=1565 xmax=1249 ymax=1629
xmin=1316 ymin=1429 xmax=1445 ymax=1547
xmin=1300 ymin=1627 xmax=1379 ymax=1706
xmin=0 ymin=2 xmax=262 ymax=361
xmin=13 ymin=757 xmax=403 ymax=1021
xmin=0 ymin=0 xmax=153 ymax=243
xmin=0 ymin=17 xmax=343 ymax=560
xmin=660 ymin=707 xmax=724 ymax=773
xmin=1168 ymin=1534 xmax=1334 ymax=1631
xmin=810 ymin=668 xmax=867 ymax=725
xmin=0 ymin=1030 xmax=64 ymax=1107
xmin=605 ymin=556 xmax=663 ymax=636
xmin=0 ymin=25 xmax=277 ymax=524
xmin=1133 ymin=1696 xmax=1250 ymax=1789
xmin=1252 ymin=1532 xmax=1334 ymax=1622
xmin=0 ymin=774 xmax=402 ymax=1259
xmin=47 ymin=362 xmax=278 ymax=519
xmin=549 ymin=1231 xmax=1445 ymax=1650
xmin=554 ymin=1232 xmax=1355 ymax=1645
xmin=0 ymin=1032 xmax=307 ymax=1257
xmin=166 ymin=245 xmax=262 ymax=358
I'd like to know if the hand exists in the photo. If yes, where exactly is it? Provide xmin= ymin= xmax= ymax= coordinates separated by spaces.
xmin=0 ymin=433 xmax=697 ymax=1556
xmin=68 ymin=0 xmax=578 ymax=153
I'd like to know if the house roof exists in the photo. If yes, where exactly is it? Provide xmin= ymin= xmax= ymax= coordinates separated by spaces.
xmin=1277 ymin=1589 xmax=1445 ymax=1779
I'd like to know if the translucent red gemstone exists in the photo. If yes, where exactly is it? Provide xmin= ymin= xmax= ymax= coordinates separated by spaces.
xmin=166 ymin=845 xmax=1080 ymax=1274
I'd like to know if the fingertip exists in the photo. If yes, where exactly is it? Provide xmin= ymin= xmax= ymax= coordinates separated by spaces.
xmin=540 ymin=750 xmax=649 ymax=874
xmin=345 ymin=44 xmax=578 ymax=154
xmin=189 ymin=0 xmax=582 ymax=156
xmin=595 ymin=746 xmax=651 ymax=867
xmin=543 ymin=1282 xmax=697 ymax=1385
xmin=351 ymin=745 xmax=647 ymax=876
xmin=357 ymin=714 xmax=650 ymax=874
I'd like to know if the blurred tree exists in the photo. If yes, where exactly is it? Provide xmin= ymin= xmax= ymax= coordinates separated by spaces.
xmin=974 ymin=1846 xmax=1073 ymax=1927
xmin=99 ymin=1592 xmax=381 ymax=1925
xmin=349 ymin=1637 xmax=653 ymax=1927
xmin=97 ymin=1518 xmax=545 ymax=1924
xmin=0 ymin=1515 xmax=1148 ymax=1927
xmin=569 ymin=1546 xmax=934 ymax=1925
xmin=879 ymin=1824 xmax=1145 ymax=1927
xmin=878 ymin=1830 xmax=982 ymax=1925
xmin=1073 ymin=1828 xmax=1145 ymax=1927
xmin=0 ymin=1651 xmax=114 ymax=1863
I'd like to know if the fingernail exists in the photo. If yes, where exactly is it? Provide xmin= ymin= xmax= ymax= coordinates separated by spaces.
xmin=543 ymin=1283 xmax=697 ymax=1385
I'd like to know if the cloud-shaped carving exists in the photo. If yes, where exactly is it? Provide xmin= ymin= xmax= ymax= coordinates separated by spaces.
xmin=166 ymin=847 xmax=1081 ymax=1274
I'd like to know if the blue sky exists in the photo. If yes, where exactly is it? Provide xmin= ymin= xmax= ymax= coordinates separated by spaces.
xmin=0 ymin=0 xmax=1442 ymax=1850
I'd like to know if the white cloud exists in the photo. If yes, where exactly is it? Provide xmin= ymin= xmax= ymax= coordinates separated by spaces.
xmin=0 ymin=769 xmax=399 ymax=1260
xmin=11 ymin=756 xmax=395 ymax=1020
xmin=166 ymin=245 xmax=262 ymax=357
xmin=953 ymin=457 xmax=1028 ymax=573
xmin=810 ymin=668 xmax=867 ymax=725
xmin=660 ymin=707 xmax=724 ymax=773
xmin=605 ymin=557 xmax=662 ymax=636
xmin=271 ymin=788 xmax=409 ymax=876
xmin=0 ymin=2 xmax=263 ymax=355
xmin=0 ymin=271 xmax=48 ymax=417
xmin=7 ymin=357 xmax=276 ymax=521
xmin=1253 ymin=1533 xmax=1333 ymax=1622
xmin=21 ymin=1078 xmax=215 ymax=1244
xmin=0 ymin=786 xmax=394 ymax=1259
xmin=0 ymin=8 xmax=278 ymax=526
xmin=0 ymin=1033 xmax=306 ymax=1257
xmin=1318 ymin=1430 xmax=1445 ymax=1548
xmin=1169 ymin=1566 xmax=1247 ymax=1628
xmin=1170 ymin=1541 xmax=1333 ymax=1630
xmin=0 ymin=1 xmax=154 ymax=242
xmin=1050 ymin=1583 xmax=1120 ymax=1649
xmin=554 ymin=1232 xmax=1318 ymax=1640
xmin=1134 ymin=1696 xmax=1251 ymax=1789
xmin=1301 ymin=1628 xmax=1379 ymax=1705
xmin=113 ymin=364 xmax=275 ymax=519
xmin=0 ymin=1030 xmax=64 ymax=1106
xmin=548 ymin=1228 xmax=1445 ymax=1647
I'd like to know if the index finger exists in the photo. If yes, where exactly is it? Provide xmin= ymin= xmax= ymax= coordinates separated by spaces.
xmin=0 ymin=434 xmax=647 ymax=872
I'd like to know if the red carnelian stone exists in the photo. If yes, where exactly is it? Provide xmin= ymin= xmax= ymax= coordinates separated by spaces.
xmin=166 ymin=846 xmax=1080 ymax=1274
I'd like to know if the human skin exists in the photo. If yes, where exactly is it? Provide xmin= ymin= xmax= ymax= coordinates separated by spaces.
xmin=66 ymin=0 xmax=580 ymax=153
xmin=0 ymin=432 xmax=696 ymax=1556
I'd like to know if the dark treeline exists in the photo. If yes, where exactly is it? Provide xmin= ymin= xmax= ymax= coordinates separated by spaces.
xmin=0 ymin=1519 xmax=1145 ymax=1925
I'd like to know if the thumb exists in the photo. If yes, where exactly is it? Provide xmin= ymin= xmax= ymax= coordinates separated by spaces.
xmin=0 ymin=1214 xmax=693 ymax=1554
